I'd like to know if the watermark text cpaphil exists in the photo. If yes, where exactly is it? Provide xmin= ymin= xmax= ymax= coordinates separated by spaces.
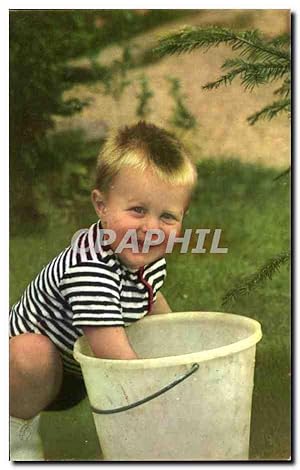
xmin=71 ymin=228 xmax=229 ymax=254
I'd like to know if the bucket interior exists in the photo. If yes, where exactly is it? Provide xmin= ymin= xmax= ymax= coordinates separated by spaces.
xmin=127 ymin=313 xmax=258 ymax=359
xmin=77 ymin=312 xmax=260 ymax=360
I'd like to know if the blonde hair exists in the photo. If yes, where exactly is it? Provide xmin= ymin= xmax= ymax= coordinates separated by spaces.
xmin=95 ymin=121 xmax=197 ymax=192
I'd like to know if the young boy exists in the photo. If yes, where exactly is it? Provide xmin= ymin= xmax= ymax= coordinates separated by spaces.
xmin=9 ymin=121 xmax=197 ymax=460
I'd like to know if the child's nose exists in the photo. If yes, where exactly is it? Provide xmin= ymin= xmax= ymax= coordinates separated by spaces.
xmin=140 ymin=215 xmax=159 ymax=233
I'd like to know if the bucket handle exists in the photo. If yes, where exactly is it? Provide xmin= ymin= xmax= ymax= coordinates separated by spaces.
xmin=90 ymin=363 xmax=199 ymax=415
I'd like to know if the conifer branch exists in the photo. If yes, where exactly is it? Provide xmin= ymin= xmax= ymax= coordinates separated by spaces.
xmin=203 ymin=59 xmax=289 ymax=91
xmin=247 ymin=98 xmax=291 ymax=125
xmin=155 ymin=26 xmax=290 ymax=62
xmin=202 ymin=68 xmax=245 ymax=90
xmin=268 ymin=33 xmax=291 ymax=48
xmin=224 ymin=58 xmax=289 ymax=81
xmin=274 ymin=77 xmax=291 ymax=98
xmin=155 ymin=26 xmax=290 ymax=125
xmin=222 ymin=251 xmax=291 ymax=306
xmin=273 ymin=166 xmax=291 ymax=181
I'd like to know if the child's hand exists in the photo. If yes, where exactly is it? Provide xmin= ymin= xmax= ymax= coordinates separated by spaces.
xmin=82 ymin=326 xmax=138 ymax=360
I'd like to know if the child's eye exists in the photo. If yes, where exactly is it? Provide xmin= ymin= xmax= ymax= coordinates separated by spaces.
xmin=130 ymin=207 xmax=146 ymax=215
xmin=161 ymin=213 xmax=177 ymax=222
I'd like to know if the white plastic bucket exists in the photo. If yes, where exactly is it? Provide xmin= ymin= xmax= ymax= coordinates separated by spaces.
xmin=74 ymin=311 xmax=262 ymax=461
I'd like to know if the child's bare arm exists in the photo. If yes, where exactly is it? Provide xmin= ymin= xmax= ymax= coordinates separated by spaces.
xmin=82 ymin=293 xmax=171 ymax=359
xmin=151 ymin=292 xmax=172 ymax=314
xmin=82 ymin=326 xmax=138 ymax=360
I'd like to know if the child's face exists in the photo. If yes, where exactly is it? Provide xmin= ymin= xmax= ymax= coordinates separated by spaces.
xmin=92 ymin=166 xmax=191 ymax=270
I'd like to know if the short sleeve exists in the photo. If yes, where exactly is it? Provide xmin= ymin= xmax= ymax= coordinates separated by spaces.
xmin=145 ymin=258 xmax=167 ymax=303
xmin=59 ymin=261 xmax=124 ymax=327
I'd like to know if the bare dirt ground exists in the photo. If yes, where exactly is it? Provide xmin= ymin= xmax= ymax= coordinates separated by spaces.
xmin=54 ymin=10 xmax=290 ymax=169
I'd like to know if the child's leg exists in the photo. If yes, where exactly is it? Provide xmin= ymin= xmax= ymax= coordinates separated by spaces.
xmin=10 ymin=333 xmax=63 ymax=419
xmin=9 ymin=333 xmax=63 ymax=460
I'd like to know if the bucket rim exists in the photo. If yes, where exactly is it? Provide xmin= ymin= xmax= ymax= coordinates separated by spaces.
xmin=73 ymin=311 xmax=262 ymax=369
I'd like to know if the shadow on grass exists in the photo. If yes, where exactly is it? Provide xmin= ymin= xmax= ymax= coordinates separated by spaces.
xmin=250 ymin=336 xmax=291 ymax=460
xmin=40 ymin=398 xmax=103 ymax=461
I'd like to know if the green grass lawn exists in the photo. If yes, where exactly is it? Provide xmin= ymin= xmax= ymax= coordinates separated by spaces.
xmin=10 ymin=158 xmax=291 ymax=461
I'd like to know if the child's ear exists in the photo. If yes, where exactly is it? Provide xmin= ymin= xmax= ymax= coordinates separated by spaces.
xmin=91 ymin=189 xmax=107 ymax=219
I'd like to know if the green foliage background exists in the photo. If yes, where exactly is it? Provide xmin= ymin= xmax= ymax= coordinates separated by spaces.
xmin=10 ymin=10 xmax=192 ymax=228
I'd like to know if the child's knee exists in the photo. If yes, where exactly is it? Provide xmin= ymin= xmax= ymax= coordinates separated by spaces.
xmin=10 ymin=333 xmax=62 ymax=381
xmin=10 ymin=334 xmax=63 ymax=418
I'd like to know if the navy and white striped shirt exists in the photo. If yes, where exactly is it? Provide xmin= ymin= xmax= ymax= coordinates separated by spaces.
xmin=9 ymin=221 xmax=167 ymax=375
